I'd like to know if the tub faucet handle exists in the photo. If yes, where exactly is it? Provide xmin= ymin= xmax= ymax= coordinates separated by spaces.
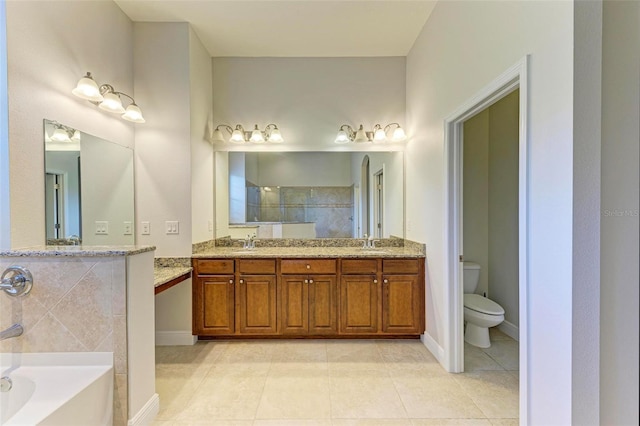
xmin=1 ymin=266 xmax=33 ymax=297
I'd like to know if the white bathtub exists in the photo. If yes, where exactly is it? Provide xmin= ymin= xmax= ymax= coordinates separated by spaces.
xmin=0 ymin=352 xmax=113 ymax=426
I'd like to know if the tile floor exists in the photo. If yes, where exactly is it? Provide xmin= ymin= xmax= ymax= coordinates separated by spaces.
xmin=152 ymin=329 xmax=518 ymax=426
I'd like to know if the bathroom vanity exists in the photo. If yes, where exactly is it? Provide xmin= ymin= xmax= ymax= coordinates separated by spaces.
xmin=192 ymin=245 xmax=425 ymax=339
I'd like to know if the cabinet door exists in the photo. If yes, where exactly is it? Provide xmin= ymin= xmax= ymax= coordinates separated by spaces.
xmin=309 ymin=275 xmax=338 ymax=335
xmin=195 ymin=275 xmax=235 ymax=335
xmin=281 ymin=275 xmax=309 ymax=335
xmin=382 ymin=274 xmax=422 ymax=334
xmin=340 ymin=275 xmax=378 ymax=334
xmin=238 ymin=275 xmax=277 ymax=334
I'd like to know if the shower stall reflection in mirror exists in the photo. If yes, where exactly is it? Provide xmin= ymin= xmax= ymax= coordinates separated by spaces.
xmin=444 ymin=56 xmax=529 ymax=420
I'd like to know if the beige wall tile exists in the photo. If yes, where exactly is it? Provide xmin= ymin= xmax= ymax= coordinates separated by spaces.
xmin=20 ymin=312 xmax=87 ymax=352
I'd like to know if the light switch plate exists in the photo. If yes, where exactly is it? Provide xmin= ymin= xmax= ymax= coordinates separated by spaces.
xmin=123 ymin=221 xmax=133 ymax=235
xmin=165 ymin=221 xmax=179 ymax=235
xmin=141 ymin=221 xmax=150 ymax=235
xmin=95 ymin=221 xmax=109 ymax=235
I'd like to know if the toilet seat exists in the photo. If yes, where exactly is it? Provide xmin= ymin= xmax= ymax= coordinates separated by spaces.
xmin=464 ymin=294 xmax=505 ymax=315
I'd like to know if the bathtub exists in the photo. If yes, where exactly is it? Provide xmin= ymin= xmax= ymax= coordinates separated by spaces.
xmin=0 ymin=352 xmax=113 ymax=426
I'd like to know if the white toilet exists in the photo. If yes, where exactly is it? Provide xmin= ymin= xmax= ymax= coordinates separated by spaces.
xmin=463 ymin=262 xmax=505 ymax=348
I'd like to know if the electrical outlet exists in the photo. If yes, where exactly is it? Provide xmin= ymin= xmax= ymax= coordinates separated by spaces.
xmin=123 ymin=221 xmax=133 ymax=235
xmin=95 ymin=221 xmax=109 ymax=235
xmin=165 ymin=221 xmax=179 ymax=235
xmin=141 ymin=221 xmax=150 ymax=235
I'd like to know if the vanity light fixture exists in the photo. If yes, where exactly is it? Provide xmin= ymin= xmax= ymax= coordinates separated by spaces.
xmin=210 ymin=123 xmax=284 ymax=144
xmin=48 ymin=122 xmax=81 ymax=143
xmin=334 ymin=123 xmax=407 ymax=144
xmin=72 ymin=72 xmax=145 ymax=123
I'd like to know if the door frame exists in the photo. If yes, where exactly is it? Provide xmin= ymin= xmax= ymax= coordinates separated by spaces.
xmin=444 ymin=56 xmax=529 ymax=420
xmin=373 ymin=168 xmax=384 ymax=238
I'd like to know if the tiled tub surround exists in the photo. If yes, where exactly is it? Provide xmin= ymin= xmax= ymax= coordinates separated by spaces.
xmin=0 ymin=245 xmax=156 ymax=426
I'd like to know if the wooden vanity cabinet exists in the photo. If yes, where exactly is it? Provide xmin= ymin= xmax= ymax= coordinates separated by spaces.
xmin=192 ymin=259 xmax=235 ymax=335
xmin=381 ymin=259 xmax=425 ymax=334
xmin=237 ymin=259 xmax=277 ymax=334
xmin=280 ymin=259 xmax=338 ymax=335
xmin=339 ymin=259 xmax=380 ymax=334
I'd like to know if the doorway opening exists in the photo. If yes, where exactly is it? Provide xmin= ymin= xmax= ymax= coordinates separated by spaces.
xmin=444 ymin=57 xmax=529 ymax=420
xmin=374 ymin=169 xmax=384 ymax=238
xmin=360 ymin=156 xmax=370 ymax=237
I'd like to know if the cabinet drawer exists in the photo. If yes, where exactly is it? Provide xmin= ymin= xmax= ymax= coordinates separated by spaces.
xmin=281 ymin=259 xmax=336 ymax=274
xmin=238 ymin=259 xmax=276 ymax=274
xmin=341 ymin=259 xmax=378 ymax=274
xmin=196 ymin=259 xmax=234 ymax=275
xmin=382 ymin=259 xmax=420 ymax=274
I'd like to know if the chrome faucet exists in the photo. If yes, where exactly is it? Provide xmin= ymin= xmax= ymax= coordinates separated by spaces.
xmin=243 ymin=234 xmax=257 ymax=250
xmin=0 ymin=324 xmax=23 ymax=341
xmin=362 ymin=234 xmax=379 ymax=249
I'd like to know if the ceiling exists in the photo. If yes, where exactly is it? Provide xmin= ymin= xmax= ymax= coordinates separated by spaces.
xmin=114 ymin=1 xmax=437 ymax=57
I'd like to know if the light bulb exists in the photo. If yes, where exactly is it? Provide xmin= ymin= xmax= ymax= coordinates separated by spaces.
xmin=210 ymin=128 xmax=226 ymax=143
xmin=99 ymin=92 xmax=125 ymax=113
xmin=391 ymin=126 xmax=407 ymax=142
xmin=51 ymin=128 xmax=71 ymax=142
xmin=230 ymin=127 xmax=245 ymax=143
xmin=373 ymin=127 xmax=386 ymax=142
xmin=267 ymin=128 xmax=284 ymax=143
xmin=71 ymin=130 xmax=81 ymax=142
xmin=122 ymin=103 xmax=145 ymax=123
xmin=335 ymin=130 xmax=350 ymax=144
xmin=250 ymin=125 xmax=265 ymax=143
xmin=72 ymin=72 xmax=104 ymax=102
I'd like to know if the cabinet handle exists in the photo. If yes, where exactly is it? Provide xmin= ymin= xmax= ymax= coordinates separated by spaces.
xmin=373 ymin=279 xmax=378 ymax=284
xmin=240 ymin=279 xmax=244 ymax=284
xmin=309 ymin=279 xmax=314 ymax=284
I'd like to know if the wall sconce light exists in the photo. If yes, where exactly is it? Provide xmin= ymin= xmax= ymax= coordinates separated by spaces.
xmin=72 ymin=72 xmax=145 ymax=123
xmin=334 ymin=123 xmax=407 ymax=144
xmin=47 ymin=122 xmax=81 ymax=143
xmin=210 ymin=123 xmax=284 ymax=144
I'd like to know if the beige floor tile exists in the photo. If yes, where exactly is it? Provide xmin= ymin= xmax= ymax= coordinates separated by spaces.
xmin=270 ymin=341 xmax=328 ymax=372
xmin=330 ymin=375 xmax=407 ymax=419
xmin=376 ymin=340 xmax=437 ymax=363
xmin=215 ymin=341 xmax=277 ymax=364
xmin=411 ymin=419 xmax=492 ymax=425
xmin=254 ymin=419 xmax=333 ymax=425
xmin=172 ymin=421 xmax=253 ymax=426
xmin=333 ymin=419 xmax=413 ymax=425
xmin=206 ymin=362 xmax=272 ymax=379
xmin=392 ymin=375 xmax=485 ymax=419
xmin=481 ymin=341 xmax=519 ymax=371
xmin=489 ymin=419 xmax=519 ymax=426
xmin=256 ymin=370 xmax=331 ymax=419
xmin=151 ymin=420 xmax=175 ymax=426
xmin=464 ymin=344 xmax=503 ymax=372
xmin=176 ymin=375 xmax=267 ymax=420
xmin=488 ymin=328 xmax=512 ymax=341
xmin=453 ymin=372 xmax=519 ymax=419
xmin=155 ymin=365 xmax=207 ymax=421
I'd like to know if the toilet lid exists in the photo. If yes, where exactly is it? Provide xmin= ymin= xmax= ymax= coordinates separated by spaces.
xmin=464 ymin=294 xmax=505 ymax=315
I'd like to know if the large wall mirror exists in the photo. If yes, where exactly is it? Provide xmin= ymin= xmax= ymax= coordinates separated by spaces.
xmin=215 ymin=151 xmax=404 ymax=239
xmin=44 ymin=119 xmax=135 ymax=245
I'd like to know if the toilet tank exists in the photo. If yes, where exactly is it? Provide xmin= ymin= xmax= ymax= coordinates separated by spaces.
xmin=463 ymin=262 xmax=481 ymax=293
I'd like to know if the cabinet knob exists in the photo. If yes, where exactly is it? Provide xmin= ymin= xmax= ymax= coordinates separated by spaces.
xmin=309 ymin=279 xmax=314 ymax=284
xmin=304 ymin=279 xmax=309 ymax=284
xmin=306 ymin=264 xmax=310 ymax=269
xmin=240 ymin=279 xmax=244 ymax=284
xmin=383 ymin=279 xmax=388 ymax=284
xmin=373 ymin=279 xmax=378 ymax=284
xmin=229 ymin=279 xmax=233 ymax=284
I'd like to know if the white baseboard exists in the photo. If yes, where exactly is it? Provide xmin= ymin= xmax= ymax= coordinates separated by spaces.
xmin=155 ymin=331 xmax=197 ymax=346
xmin=421 ymin=332 xmax=445 ymax=364
xmin=498 ymin=320 xmax=519 ymax=341
xmin=128 ymin=393 xmax=159 ymax=426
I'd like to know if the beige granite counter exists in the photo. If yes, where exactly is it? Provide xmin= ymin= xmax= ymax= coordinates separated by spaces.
xmin=192 ymin=245 xmax=424 ymax=258
xmin=153 ymin=257 xmax=192 ymax=293
xmin=0 ymin=245 xmax=156 ymax=257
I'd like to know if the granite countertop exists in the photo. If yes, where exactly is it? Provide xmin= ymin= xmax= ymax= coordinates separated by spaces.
xmin=192 ymin=245 xmax=424 ymax=259
xmin=0 ymin=245 xmax=156 ymax=257
xmin=154 ymin=266 xmax=192 ymax=288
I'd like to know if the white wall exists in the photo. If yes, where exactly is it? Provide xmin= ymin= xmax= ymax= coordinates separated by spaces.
xmin=190 ymin=28 xmax=214 ymax=245
xmin=406 ymin=1 xmax=575 ymax=423
xmin=211 ymin=57 xmax=406 ymax=152
xmin=6 ymin=0 xmax=134 ymax=249
xmin=0 ymin=0 xmax=9 ymax=250
xmin=133 ymin=23 xmax=192 ymax=257
xmin=600 ymin=0 xmax=640 ymax=423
